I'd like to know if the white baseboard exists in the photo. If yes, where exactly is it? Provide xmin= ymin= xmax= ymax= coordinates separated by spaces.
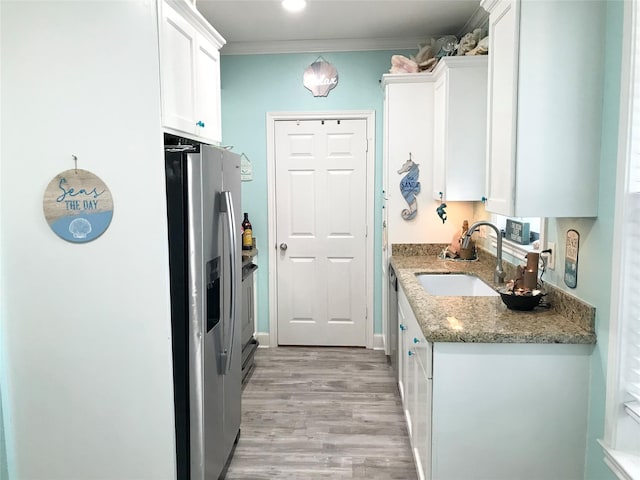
xmin=255 ymin=332 xmax=271 ymax=347
xmin=373 ymin=333 xmax=386 ymax=350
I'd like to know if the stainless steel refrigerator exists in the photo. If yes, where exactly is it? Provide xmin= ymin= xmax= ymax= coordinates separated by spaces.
xmin=164 ymin=136 xmax=242 ymax=480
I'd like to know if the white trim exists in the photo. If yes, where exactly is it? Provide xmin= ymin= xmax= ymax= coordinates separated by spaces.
xmin=218 ymin=5 xmax=487 ymax=56
xmin=164 ymin=0 xmax=226 ymax=48
xmin=221 ymin=36 xmax=431 ymax=56
xmin=266 ymin=110 xmax=376 ymax=349
xmin=604 ymin=0 xmax=634 ymax=448
xmin=602 ymin=3 xmax=640 ymax=479
xmin=255 ymin=332 xmax=270 ymax=348
xmin=601 ymin=442 xmax=640 ymax=480
xmin=489 ymin=233 xmax=538 ymax=257
xmin=381 ymin=71 xmax=437 ymax=87
xmin=480 ymin=0 xmax=502 ymax=15
xmin=459 ymin=5 xmax=490 ymax=36
xmin=373 ymin=333 xmax=385 ymax=351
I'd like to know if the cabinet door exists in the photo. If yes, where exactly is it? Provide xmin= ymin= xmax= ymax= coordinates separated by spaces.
xmin=397 ymin=296 xmax=407 ymax=401
xmin=411 ymin=326 xmax=432 ymax=480
xmin=195 ymin=33 xmax=221 ymax=143
xmin=160 ymin=2 xmax=197 ymax=134
xmin=484 ymin=0 xmax=519 ymax=216
xmin=432 ymin=57 xmax=488 ymax=202
xmin=399 ymin=286 xmax=418 ymax=437
xmin=431 ymin=342 xmax=591 ymax=480
xmin=414 ymin=358 xmax=432 ymax=480
xmin=399 ymin=285 xmax=434 ymax=480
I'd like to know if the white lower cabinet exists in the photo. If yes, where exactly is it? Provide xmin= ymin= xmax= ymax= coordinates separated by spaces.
xmin=398 ymin=285 xmax=592 ymax=480
xmin=398 ymin=287 xmax=432 ymax=480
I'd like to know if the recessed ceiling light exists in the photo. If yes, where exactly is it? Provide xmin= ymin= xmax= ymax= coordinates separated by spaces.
xmin=282 ymin=0 xmax=306 ymax=12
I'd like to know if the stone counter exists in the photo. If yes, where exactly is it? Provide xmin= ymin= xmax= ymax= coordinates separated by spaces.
xmin=391 ymin=249 xmax=596 ymax=344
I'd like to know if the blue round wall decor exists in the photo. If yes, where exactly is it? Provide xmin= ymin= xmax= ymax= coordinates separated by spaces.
xmin=43 ymin=169 xmax=114 ymax=243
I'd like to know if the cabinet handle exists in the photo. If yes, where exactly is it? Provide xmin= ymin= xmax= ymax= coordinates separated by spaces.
xmin=400 ymin=324 xmax=407 ymax=331
xmin=408 ymin=350 xmax=415 ymax=356
xmin=413 ymin=337 xmax=420 ymax=344
xmin=196 ymin=120 xmax=205 ymax=128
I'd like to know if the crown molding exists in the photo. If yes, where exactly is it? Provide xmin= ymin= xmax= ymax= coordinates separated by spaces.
xmin=479 ymin=0 xmax=502 ymax=15
xmin=220 ymin=36 xmax=428 ymax=56
xmin=458 ymin=5 xmax=490 ymax=35
xmin=165 ymin=0 xmax=226 ymax=47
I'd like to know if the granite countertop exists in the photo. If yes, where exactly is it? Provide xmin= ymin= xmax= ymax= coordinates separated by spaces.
xmin=391 ymin=249 xmax=596 ymax=345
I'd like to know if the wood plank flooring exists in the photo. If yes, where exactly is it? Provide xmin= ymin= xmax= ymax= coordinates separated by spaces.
xmin=224 ymin=347 xmax=418 ymax=479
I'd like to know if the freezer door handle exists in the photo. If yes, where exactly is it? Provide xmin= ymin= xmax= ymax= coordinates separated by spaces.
xmin=220 ymin=190 xmax=238 ymax=375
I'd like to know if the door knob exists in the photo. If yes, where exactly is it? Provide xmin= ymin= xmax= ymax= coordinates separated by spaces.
xmin=279 ymin=243 xmax=288 ymax=251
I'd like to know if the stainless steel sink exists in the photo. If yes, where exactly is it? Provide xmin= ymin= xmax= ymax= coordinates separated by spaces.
xmin=415 ymin=273 xmax=499 ymax=297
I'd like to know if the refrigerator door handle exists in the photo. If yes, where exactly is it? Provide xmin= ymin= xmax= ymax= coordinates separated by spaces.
xmin=220 ymin=190 xmax=237 ymax=375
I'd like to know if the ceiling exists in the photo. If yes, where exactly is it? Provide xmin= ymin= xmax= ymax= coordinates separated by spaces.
xmin=195 ymin=0 xmax=486 ymax=55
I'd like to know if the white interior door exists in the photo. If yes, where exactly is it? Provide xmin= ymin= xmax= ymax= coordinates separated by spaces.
xmin=275 ymin=119 xmax=368 ymax=346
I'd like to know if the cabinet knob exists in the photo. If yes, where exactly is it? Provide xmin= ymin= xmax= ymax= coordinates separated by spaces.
xmin=408 ymin=350 xmax=415 ymax=356
xmin=196 ymin=120 xmax=205 ymax=128
xmin=279 ymin=243 xmax=288 ymax=251
xmin=399 ymin=324 xmax=406 ymax=331
xmin=413 ymin=337 xmax=420 ymax=344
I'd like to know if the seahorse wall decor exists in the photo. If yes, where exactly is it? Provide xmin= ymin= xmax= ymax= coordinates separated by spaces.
xmin=397 ymin=154 xmax=420 ymax=220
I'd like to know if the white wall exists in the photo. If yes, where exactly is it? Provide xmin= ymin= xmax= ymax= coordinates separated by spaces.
xmin=0 ymin=2 xmax=176 ymax=479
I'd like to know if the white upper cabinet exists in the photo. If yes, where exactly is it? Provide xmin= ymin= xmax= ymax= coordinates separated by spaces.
xmin=194 ymin=33 xmax=222 ymax=142
xmin=159 ymin=0 xmax=224 ymax=144
xmin=482 ymin=0 xmax=605 ymax=217
xmin=432 ymin=56 xmax=488 ymax=202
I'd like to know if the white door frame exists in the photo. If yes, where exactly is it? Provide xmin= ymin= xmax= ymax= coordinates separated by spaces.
xmin=266 ymin=110 xmax=376 ymax=348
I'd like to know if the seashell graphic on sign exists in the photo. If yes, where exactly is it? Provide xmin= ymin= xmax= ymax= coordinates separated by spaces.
xmin=43 ymin=168 xmax=113 ymax=243
xmin=303 ymin=60 xmax=338 ymax=97
xmin=69 ymin=218 xmax=92 ymax=239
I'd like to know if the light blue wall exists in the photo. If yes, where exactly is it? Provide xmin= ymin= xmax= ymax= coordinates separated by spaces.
xmin=220 ymin=50 xmax=412 ymax=336
xmin=0 ymin=384 xmax=6 ymax=480
xmin=540 ymin=2 xmax=623 ymax=478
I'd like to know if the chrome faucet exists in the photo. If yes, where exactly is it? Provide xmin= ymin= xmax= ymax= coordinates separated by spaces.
xmin=462 ymin=221 xmax=506 ymax=284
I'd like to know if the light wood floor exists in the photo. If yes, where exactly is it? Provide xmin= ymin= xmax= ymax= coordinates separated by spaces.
xmin=224 ymin=347 xmax=418 ymax=479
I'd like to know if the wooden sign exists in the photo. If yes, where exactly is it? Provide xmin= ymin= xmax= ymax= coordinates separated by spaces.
xmin=43 ymin=169 xmax=113 ymax=243
xmin=564 ymin=229 xmax=580 ymax=288
xmin=398 ymin=154 xmax=420 ymax=221
xmin=505 ymin=219 xmax=530 ymax=245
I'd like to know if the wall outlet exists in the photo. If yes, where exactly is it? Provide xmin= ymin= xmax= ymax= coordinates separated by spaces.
xmin=544 ymin=242 xmax=556 ymax=270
